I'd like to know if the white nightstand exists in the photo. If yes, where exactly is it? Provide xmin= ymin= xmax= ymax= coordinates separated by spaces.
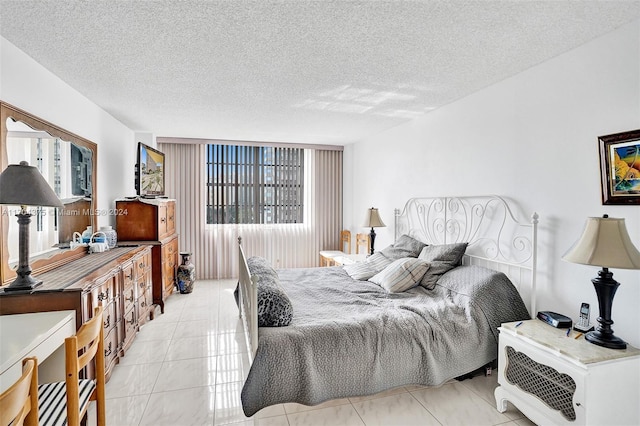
xmin=319 ymin=252 xmax=366 ymax=267
xmin=495 ymin=320 xmax=640 ymax=425
xmin=332 ymin=253 xmax=366 ymax=266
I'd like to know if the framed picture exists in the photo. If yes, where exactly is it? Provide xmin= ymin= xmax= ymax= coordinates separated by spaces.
xmin=599 ymin=129 xmax=640 ymax=205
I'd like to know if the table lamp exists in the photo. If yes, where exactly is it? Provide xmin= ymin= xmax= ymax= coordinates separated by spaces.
xmin=562 ymin=215 xmax=640 ymax=349
xmin=0 ymin=161 xmax=63 ymax=292
xmin=365 ymin=207 xmax=386 ymax=255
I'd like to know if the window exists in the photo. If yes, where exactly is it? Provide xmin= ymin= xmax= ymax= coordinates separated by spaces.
xmin=206 ymin=144 xmax=304 ymax=224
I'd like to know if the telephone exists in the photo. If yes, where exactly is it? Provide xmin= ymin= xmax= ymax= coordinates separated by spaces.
xmin=574 ymin=302 xmax=594 ymax=332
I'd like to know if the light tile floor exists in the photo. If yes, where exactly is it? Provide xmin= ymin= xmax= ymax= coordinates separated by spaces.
xmin=90 ymin=279 xmax=537 ymax=426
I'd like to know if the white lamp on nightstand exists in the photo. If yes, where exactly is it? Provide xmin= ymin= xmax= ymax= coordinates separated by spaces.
xmin=562 ymin=215 xmax=640 ymax=350
xmin=364 ymin=207 xmax=385 ymax=255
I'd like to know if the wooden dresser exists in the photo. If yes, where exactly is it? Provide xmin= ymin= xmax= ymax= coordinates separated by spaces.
xmin=115 ymin=198 xmax=178 ymax=313
xmin=0 ymin=246 xmax=152 ymax=379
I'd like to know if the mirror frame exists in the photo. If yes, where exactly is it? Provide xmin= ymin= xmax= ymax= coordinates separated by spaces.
xmin=1 ymin=102 xmax=98 ymax=286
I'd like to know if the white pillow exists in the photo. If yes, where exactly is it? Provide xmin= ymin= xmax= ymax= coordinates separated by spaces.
xmin=344 ymin=252 xmax=392 ymax=280
xmin=369 ymin=258 xmax=430 ymax=293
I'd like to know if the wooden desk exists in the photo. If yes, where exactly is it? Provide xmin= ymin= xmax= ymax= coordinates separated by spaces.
xmin=0 ymin=310 xmax=75 ymax=392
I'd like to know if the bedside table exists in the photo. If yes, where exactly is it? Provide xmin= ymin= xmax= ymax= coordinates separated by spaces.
xmin=319 ymin=250 xmax=345 ymax=266
xmin=332 ymin=254 xmax=366 ymax=266
xmin=319 ymin=252 xmax=366 ymax=266
xmin=495 ymin=320 xmax=640 ymax=425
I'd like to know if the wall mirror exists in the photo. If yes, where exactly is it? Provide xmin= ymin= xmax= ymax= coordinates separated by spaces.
xmin=1 ymin=102 xmax=98 ymax=286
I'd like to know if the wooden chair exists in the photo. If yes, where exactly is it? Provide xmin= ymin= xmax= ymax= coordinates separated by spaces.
xmin=0 ymin=357 xmax=38 ymax=426
xmin=37 ymin=306 xmax=106 ymax=426
xmin=355 ymin=233 xmax=370 ymax=255
xmin=320 ymin=230 xmax=352 ymax=266
xmin=340 ymin=230 xmax=351 ymax=254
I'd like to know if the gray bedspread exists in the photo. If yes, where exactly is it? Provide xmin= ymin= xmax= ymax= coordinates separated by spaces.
xmin=240 ymin=264 xmax=530 ymax=416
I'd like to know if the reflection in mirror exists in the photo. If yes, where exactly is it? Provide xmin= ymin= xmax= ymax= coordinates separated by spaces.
xmin=1 ymin=102 xmax=98 ymax=286
xmin=6 ymin=119 xmax=93 ymax=263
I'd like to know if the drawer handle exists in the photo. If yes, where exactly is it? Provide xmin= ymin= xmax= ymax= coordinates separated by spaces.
xmin=125 ymin=272 xmax=133 ymax=280
xmin=139 ymin=262 xmax=145 ymax=269
xmin=161 ymin=217 xmax=166 ymax=223
xmin=104 ymin=342 xmax=112 ymax=357
xmin=97 ymin=288 xmax=110 ymax=301
xmin=125 ymin=290 xmax=134 ymax=302
xmin=103 ymin=315 xmax=110 ymax=329
xmin=141 ymin=300 xmax=146 ymax=308
xmin=169 ymin=215 xmax=174 ymax=221
xmin=128 ymin=314 xmax=136 ymax=325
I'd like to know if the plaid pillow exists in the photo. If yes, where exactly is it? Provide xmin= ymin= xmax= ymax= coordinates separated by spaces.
xmin=369 ymin=258 xmax=430 ymax=293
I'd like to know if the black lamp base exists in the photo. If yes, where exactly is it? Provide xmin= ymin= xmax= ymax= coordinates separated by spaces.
xmin=369 ymin=227 xmax=376 ymax=256
xmin=3 ymin=274 xmax=42 ymax=293
xmin=585 ymin=330 xmax=627 ymax=349
xmin=588 ymin=267 xmax=627 ymax=350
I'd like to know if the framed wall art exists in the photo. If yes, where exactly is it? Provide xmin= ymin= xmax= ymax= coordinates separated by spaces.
xmin=599 ymin=129 xmax=640 ymax=205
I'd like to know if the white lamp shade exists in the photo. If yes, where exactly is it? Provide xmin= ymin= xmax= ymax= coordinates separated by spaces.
xmin=364 ymin=208 xmax=386 ymax=228
xmin=562 ymin=217 xmax=640 ymax=270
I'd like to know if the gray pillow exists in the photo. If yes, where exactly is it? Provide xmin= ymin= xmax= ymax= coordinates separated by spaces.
xmin=247 ymin=257 xmax=293 ymax=327
xmin=380 ymin=234 xmax=426 ymax=260
xmin=418 ymin=243 xmax=468 ymax=290
xmin=344 ymin=235 xmax=426 ymax=281
xmin=247 ymin=256 xmax=279 ymax=281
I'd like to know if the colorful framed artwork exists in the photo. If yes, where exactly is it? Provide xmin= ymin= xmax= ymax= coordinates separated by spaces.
xmin=599 ymin=129 xmax=640 ymax=205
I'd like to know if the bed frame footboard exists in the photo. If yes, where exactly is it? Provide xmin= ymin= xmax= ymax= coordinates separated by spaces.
xmin=238 ymin=237 xmax=258 ymax=362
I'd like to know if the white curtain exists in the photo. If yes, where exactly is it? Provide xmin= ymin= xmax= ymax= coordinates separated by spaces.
xmin=159 ymin=142 xmax=342 ymax=279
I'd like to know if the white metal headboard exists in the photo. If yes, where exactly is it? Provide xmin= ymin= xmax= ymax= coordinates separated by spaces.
xmin=395 ymin=196 xmax=538 ymax=316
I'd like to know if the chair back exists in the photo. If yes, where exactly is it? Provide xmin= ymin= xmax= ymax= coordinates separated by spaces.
xmin=355 ymin=233 xmax=370 ymax=255
xmin=340 ymin=230 xmax=351 ymax=254
xmin=0 ymin=357 xmax=38 ymax=426
xmin=64 ymin=306 xmax=106 ymax=426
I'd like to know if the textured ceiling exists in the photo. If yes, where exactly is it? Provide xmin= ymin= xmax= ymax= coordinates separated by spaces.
xmin=1 ymin=1 xmax=639 ymax=145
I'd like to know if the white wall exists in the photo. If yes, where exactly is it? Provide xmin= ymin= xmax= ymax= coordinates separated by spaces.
xmin=1 ymin=37 xmax=137 ymax=226
xmin=344 ymin=20 xmax=640 ymax=347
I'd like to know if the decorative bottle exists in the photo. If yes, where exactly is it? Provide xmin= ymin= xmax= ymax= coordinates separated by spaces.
xmin=81 ymin=226 xmax=93 ymax=244
xmin=100 ymin=225 xmax=118 ymax=248
xmin=176 ymin=252 xmax=195 ymax=294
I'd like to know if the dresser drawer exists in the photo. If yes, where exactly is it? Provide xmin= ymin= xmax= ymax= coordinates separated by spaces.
xmin=136 ymin=252 xmax=151 ymax=278
xmin=104 ymin=327 xmax=119 ymax=374
xmin=90 ymin=275 xmax=116 ymax=308
xmin=122 ymin=308 xmax=137 ymax=352
xmin=101 ymin=300 xmax=117 ymax=335
xmin=162 ymin=237 xmax=177 ymax=262
xmin=122 ymin=262 xmax=135 ymax=288
xmin=123 ymin=284 xmax=136 ymax=315
xmin=166 ymin=201 xmax=176 ymax=237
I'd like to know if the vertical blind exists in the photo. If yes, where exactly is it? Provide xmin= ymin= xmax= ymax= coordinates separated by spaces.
xmin=159 ymin=142 xmax=342 ymax=279
xmin=206 ymin=145 xmax=304 ymax=224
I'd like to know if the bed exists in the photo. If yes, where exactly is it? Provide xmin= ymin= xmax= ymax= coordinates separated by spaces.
xmin=236 ymin=195 xmax=538 ymax=416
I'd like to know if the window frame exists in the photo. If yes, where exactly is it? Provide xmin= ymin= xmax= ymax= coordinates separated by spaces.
xmin=205 ymin=144 xmax=305 ymax=225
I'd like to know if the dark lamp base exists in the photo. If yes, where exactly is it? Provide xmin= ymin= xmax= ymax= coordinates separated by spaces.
xmin=585 ymin=330 xmax=627 ymax=350
xmin=3 ymin=275 xmax=42 ymax=293
xmin=587 ymin=267 xmax=627 ymax=350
